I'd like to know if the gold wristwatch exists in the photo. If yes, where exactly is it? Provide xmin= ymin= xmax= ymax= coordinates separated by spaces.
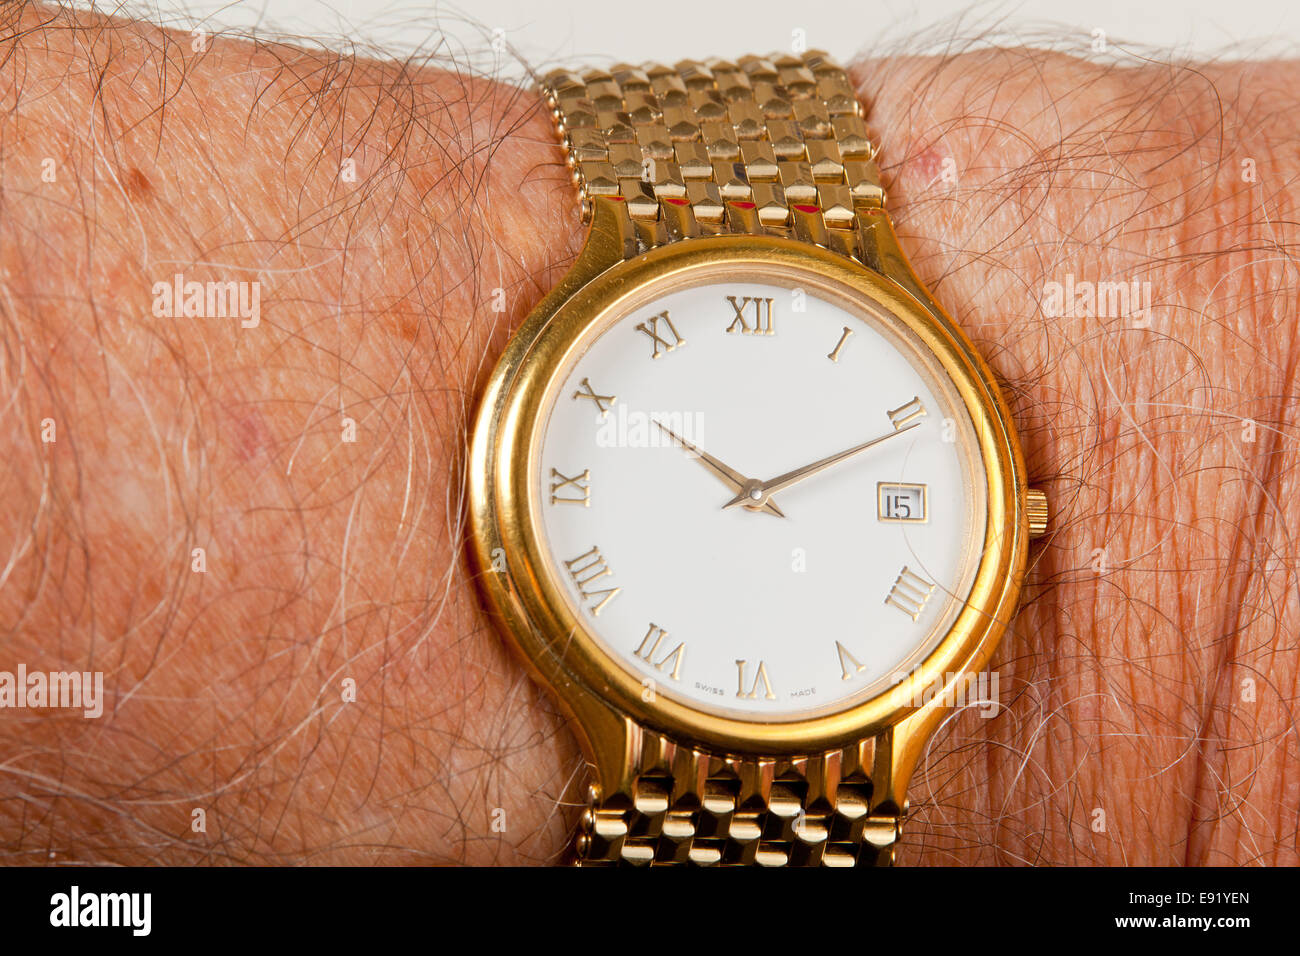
xmin=468 ymin=51 xmax=1048 ymax=866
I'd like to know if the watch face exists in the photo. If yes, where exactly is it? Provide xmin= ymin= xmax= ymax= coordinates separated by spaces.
xmin=531 ymin=264 xmax=989 ymax=723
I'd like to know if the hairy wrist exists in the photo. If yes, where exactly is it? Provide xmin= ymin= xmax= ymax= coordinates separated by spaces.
xmin=0 ymin=2 xmax=580 ymax=864
xmin=853 ymin=49 xmax=1300 ymax=864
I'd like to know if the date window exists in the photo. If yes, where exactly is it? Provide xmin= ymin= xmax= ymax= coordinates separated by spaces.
xmin=877 ymin=483 xmax=927 ymax=523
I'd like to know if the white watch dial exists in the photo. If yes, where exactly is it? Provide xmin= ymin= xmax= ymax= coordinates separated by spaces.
xmin=534 ymin=275 xmax=987 ymax=721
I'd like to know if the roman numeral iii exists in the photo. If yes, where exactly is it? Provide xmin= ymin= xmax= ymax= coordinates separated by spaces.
xmin=885 ymin=566 xmax=935 ymax=620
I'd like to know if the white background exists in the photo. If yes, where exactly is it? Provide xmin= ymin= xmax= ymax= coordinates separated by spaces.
xmin=94 ymin=0 xmax=1300 ymax=78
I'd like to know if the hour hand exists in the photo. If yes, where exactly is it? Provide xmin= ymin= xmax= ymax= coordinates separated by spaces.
xmin=653 ymin=420 xmax=785 ymax=518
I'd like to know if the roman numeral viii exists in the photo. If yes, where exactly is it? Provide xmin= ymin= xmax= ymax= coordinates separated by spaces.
xmin=564 ymin=545 xmax=622 ymax=616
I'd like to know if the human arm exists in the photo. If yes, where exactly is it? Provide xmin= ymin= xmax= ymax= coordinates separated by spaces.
xmin=0 ymin=3 xmax=1296 ymax=864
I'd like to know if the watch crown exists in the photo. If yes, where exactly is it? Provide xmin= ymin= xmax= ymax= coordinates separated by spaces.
xmin=1027 ymin=488 xmax=1049 ymax=539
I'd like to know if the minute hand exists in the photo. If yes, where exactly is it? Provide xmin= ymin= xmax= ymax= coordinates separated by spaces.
xmin=722 ymin=421 xmax=921 ymax=510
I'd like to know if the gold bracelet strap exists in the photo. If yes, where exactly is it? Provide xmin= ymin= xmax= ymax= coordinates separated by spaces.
xmin=540 ymin=52 xmax=884 ymax=261
xmin=576 ymin=726 xmax=902 ymax=867
xmin=546 ymin=51 xmax=902 ymax=868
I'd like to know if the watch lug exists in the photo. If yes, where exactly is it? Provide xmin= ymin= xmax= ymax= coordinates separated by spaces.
xmin=875 ymin=700 xmax=951 ymax=815
xmin=557 ymin=683 xmax=635 ymax=804
xmin=525 ymin=197 xmax=628 ymax=324
xmin=574 ymin=197 xmax=631 ymax=274
xmin=858 ymin=209 xmax=950 ymax=324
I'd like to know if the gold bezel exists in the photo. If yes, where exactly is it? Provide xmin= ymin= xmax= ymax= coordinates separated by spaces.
xmin=468 ymin=209 xmax=1029 ymax=761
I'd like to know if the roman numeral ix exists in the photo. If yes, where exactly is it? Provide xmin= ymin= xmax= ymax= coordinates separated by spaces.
xmin=549 ymin=468 xmax=590 ymax=506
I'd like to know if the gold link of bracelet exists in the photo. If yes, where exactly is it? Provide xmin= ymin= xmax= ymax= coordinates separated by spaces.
xmin=541 ymin=50 xmax=883 ymax=264
xmin=573 ymin=727 xmax=901 ymax=867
